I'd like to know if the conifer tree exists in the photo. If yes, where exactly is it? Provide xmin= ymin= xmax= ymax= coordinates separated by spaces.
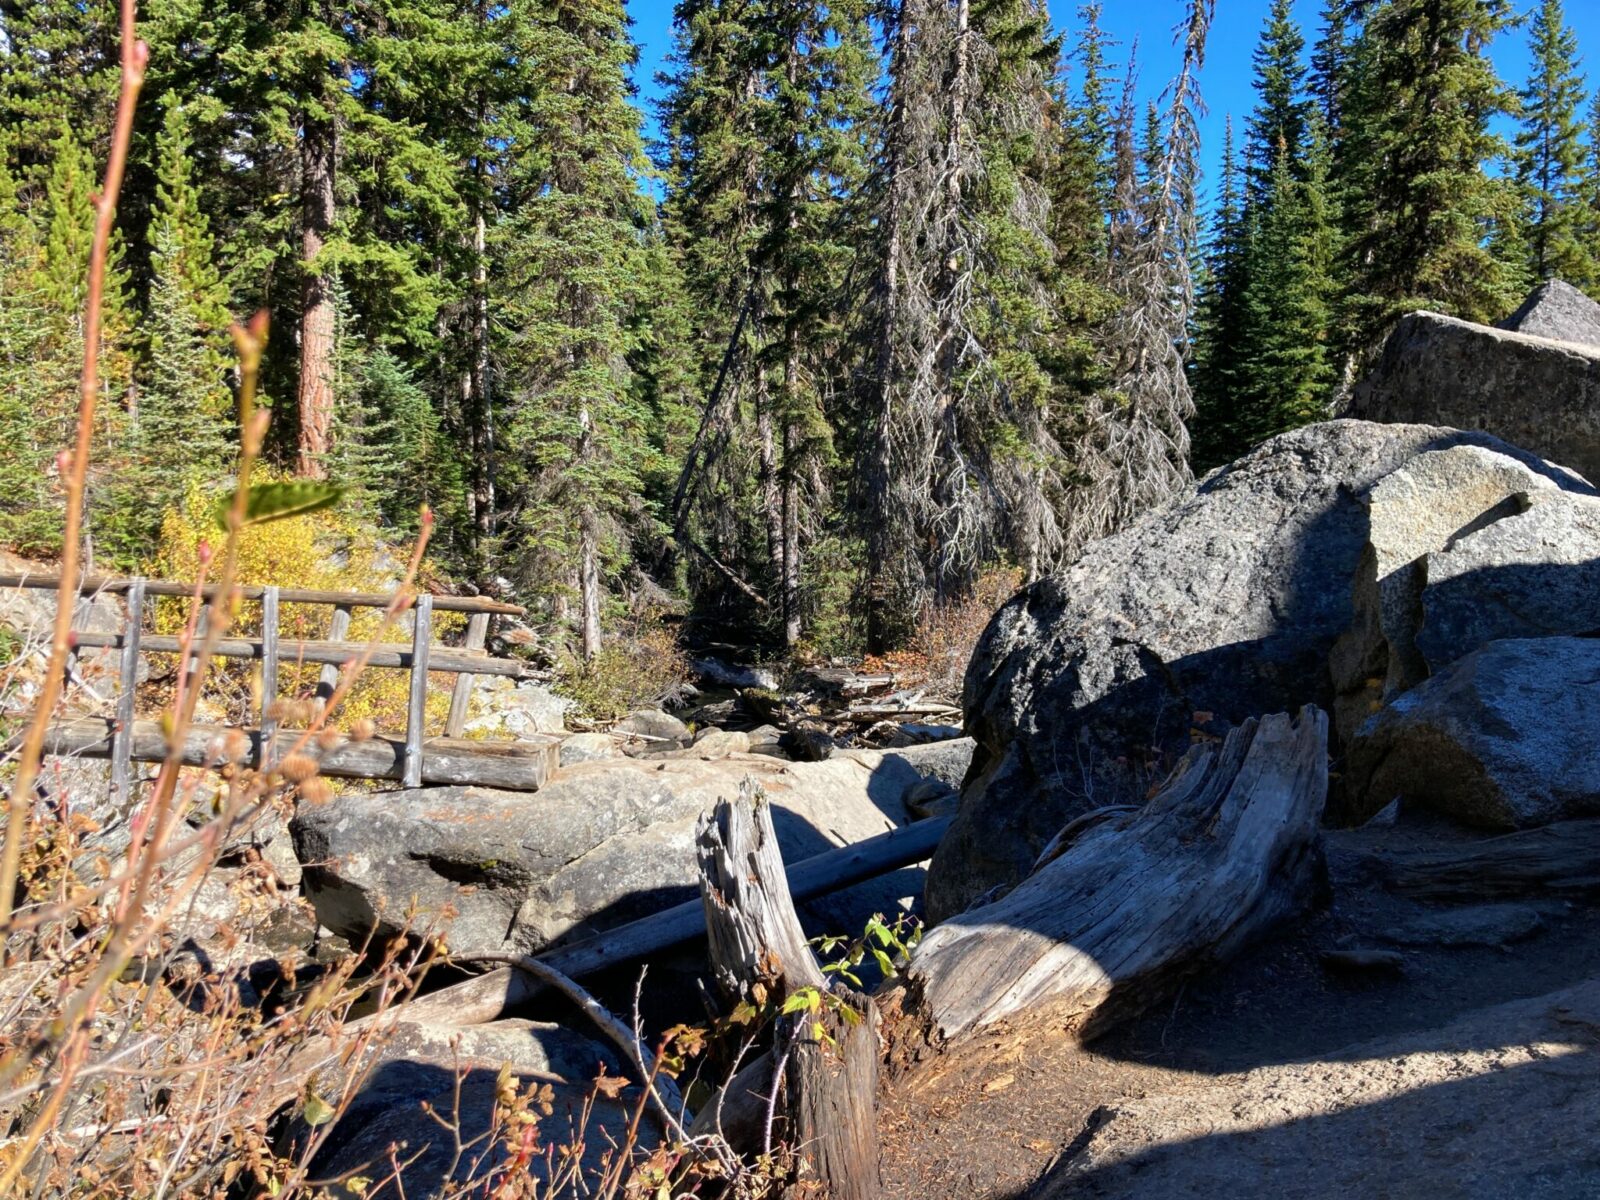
xmin=862 ymin=0 xmax=1073 ymax=637
xmin=1070 ymin=0 xmax=1210 ymax=548
xmin=1514 ymin=0 xmax=1591 ymax=283
xmin=1237 ymin=131 xmax=1335 ymax=442
xmin=1189 ymin=117 xmax=1251 ymax=469
xmin=1245 ymin=0 xmax=1311 ymax=207
xmin=100 ymin=100 xmax=236 ymax=564
xmin=496 ymin=0 xmax=660 ymax=660
xmin=1341 ymin=0 xmax=1521 ymax=352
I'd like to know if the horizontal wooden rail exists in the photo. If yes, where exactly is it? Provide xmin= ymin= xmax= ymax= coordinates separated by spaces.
xmin=34 ymin=718 xmax=559 ymax=791
xmin=69 ymin=631 xmax=530 ymax=679
xmin=0 ymin=573 xmax=523 ymax=616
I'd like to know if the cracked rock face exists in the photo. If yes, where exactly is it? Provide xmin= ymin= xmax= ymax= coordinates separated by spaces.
xmin=928 ymin=421 xmax=1584 ymax=921
xmin=1327 ymin=444 xmax=1573 ymax=744
xmin=292 ymin=741 xmax=971 ymax=955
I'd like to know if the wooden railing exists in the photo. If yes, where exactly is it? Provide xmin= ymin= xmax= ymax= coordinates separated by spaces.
xmin=1 ymin=573 xmax=558 ymax=795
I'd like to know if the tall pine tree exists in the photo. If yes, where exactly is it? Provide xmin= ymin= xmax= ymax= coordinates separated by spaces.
xmin=1514 ymin=0 xmax=1591 ymax=284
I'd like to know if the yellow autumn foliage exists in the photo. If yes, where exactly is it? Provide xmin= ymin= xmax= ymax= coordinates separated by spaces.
xmin=147 ymin=477 xmax=460 ymax=733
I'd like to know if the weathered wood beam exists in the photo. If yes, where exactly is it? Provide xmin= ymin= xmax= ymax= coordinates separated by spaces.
xmin=68 ymin=631 xmax=529 ymax=679
xmin=0 ymin=573 xmax=523 ymax=615
xmin=445 ymin=611 xmax=491 ymax=738
xmin=31 ymin=718 xmax=558 ymax=792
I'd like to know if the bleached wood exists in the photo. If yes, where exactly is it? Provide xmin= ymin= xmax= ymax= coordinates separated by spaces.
xmin=445 ymin=610 xmax=490 ymax=737
xmin=906 ymin=706 xmax=1329 ymax=1043
xmin=110 ymin=578 xmax=144 ymax=802
xmin=696 ymin=782 xmax=881 ymax=1200
xmin=68 ymin=629 xmax=526 ymax=679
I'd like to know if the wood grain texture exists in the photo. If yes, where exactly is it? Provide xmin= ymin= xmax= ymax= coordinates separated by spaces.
xmin=33 ymin=719 xmax=557 ymax=791
xmin=696 ymin=782 xmax=881 ymax=1200
xmin=907 ymin=706 xmax=1329 ymax=1043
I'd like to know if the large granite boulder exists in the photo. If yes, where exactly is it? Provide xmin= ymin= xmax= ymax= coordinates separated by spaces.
xmin=927 ymin=420 xmax=1584 ymax=921
xmin=1345 ymin=638 xmax=1600 ymax=829
xmin=1327 ymin=444 xmax=1577 ymax=741
xmin=293 ymin=740 xmax=972 ymax=955
xmin=307 ymin=1019 xmax=654 ymax=1198
xmin=1495 ymin=278 xmax=1600 ymax=347
xmin=1415 ymin=490 xmax=1600 ymax=672
xmin=1346 ymin=308 xmax=1600 ymax=484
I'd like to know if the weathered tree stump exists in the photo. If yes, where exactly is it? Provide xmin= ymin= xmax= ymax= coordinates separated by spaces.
xmin=904 ymin=706 xmax=1329 ymax=1043
xmin=692 ymin=709 xmax=1329 ymax=1195
xmin=696 ymin=780 xmax=881 ymax=1200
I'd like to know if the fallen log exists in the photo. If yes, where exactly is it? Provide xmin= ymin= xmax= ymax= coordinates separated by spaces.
xmin=390 ymin=812 xmax=952 ymax=1027
xmin=253 ymin=813 xmax=951 ymax=1120
xmin=1374 ymin=819 xmax=1600 ymax=901
xmin=902 ymin=706 xmax=1329 ymax=1043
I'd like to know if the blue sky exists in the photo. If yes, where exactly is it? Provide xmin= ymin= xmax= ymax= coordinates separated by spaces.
xmin=625 ymin=0 xmax=1600 ymax=206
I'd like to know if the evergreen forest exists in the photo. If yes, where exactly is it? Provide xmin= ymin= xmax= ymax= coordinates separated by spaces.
xmin=1 ymin=0 xmax=1594 ymax=663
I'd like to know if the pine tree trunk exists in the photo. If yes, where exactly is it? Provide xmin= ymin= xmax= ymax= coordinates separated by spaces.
xmin=296 ymin=63 xmax=338 ymax=480
xmin=579 ymin=507 xmax=602 ymax=662
xmin=757 ymin=371 xmax=785 ymax=606
xmin=781 ymin=356 xmax=801 ymax=648
xmin=470 ymin=201 xmax=494 ymax=545
xmin=578 ymin=399 xmax=602 ymax=662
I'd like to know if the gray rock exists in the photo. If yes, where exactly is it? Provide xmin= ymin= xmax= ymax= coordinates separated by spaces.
xmin=293 ymin=740 xmax=972 ymax=956
xmin=1416 ymin=491 xmax=1600 ymax=674
xmin=1345 ymin=637 xmax=1600 ymax=829
xmin=1495 ymin=278 xmax=1600 ymax=347
xmin=613 ymin=707 xmax=690 ymax=741
xmin=691 ymin=656 xmax=780 ymax=690
xmin=558 ymin=731 xmax=622 ymax=766
xmin=465 ymin=680 xmax=570 ymax=739
xmin=686 ymin=727 xmax=751 ymax=758
xmin=1383 ymin=902 xmax=1545 ymax=948
xmin=308 ymin=1019 xmax=653 ymax=1199
xmin=1328 ymin=444 xmax=1570 ymax=741
xmin=1347 ymin=309 xmax=1600 ymax=484
xmin=930 ymin=420 xmax=1576 ymax=920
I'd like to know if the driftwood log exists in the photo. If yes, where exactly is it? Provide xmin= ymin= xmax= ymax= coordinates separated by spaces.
xmin=690 ymin=710 xmax=1328 ymax=1197
xmin=695 ymin=781 xmax=880 ymax=1200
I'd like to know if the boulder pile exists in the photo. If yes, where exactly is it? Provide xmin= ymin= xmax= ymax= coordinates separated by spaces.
xmin=929 ymin=419 xmax=1595 ymax=917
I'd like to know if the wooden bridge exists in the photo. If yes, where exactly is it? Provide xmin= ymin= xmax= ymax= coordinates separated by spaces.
xmin=2 ymin=573 xmax=560 ymax=799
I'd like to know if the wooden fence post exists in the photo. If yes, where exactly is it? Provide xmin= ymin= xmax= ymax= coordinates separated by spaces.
xmin=404 ymin=593 xmax=433 ymax=788
xmin=315 ymin=603 xmax=352 ymax=707
xmin=445 ymin=610 xmax=490 ymax=739
xmin=110 ymin=578 xmax=145 ymax=803
xmin=259 ymin=586 xmax=280 ymax=761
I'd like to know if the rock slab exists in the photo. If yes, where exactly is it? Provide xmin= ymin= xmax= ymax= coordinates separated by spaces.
xmin=309 ymin=1019 xmax=653 ymax=1199
xmin=1495 ymin=278 xmax=1600 ymax=347
xmin=1347 ymin=308 xmax=1600 ymax=485
xmin=1345 ymin=637 xmax=1600 ymax=829
xmin=294 ymin=741 xmax=972 ymax=955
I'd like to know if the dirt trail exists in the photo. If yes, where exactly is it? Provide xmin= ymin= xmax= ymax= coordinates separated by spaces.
xmin=879 ymin=818 xmax=1600 ymax=1200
